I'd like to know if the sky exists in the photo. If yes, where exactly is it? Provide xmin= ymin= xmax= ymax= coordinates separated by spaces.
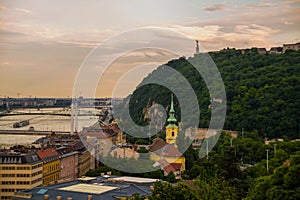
xmin=0 ymin=0 xmax=299 ymax=98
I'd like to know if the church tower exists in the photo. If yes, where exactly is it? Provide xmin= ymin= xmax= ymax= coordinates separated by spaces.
xmin=166 ymin=94 xmax=178 ymax=144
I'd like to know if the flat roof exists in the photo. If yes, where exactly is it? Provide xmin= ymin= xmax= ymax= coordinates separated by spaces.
xmin=77 ymin=177 xmax=97 ymax=181
xmin=112 ymin=176 xmax=159 ymax=183
xmin=58 ymin=183 xmax=117 ymax=195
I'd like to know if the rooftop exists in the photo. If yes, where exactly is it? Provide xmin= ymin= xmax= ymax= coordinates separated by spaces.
xmin=0 ymin=152 xmax=41 ymax=165
xmin=58 ymin=183 xmax=117 ymax=195
xmin=36 ymin=148 xmax=59 ymax=162
xmin=111 ymin=176 xmax=159 ymax=184
xmin=13 ymin=176 xmax=156 ymax=200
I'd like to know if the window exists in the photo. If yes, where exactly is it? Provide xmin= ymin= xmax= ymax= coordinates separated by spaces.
xmin=172 ymin=131 xmax=174 ymax=137
xmin=1 ymin=181 xmax=15 ymax=185
xmin=2 ymin=166 xmax=15 ymax=170
xmin=17 ymin=174 xmax=30 ymax=177
xmin=1 ymin=174 xmax=15 ymax=177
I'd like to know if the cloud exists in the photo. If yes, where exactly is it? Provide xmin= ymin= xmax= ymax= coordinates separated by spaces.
xmin=0 ymin=6 xmax=32 ymax=14
xmin=204 ymin=4 xmax=227 ymax=12
xmin=158 ymin=23 xmax=279 ymax=51
xmin=14 ymin=8 xmax=32 ymax=14
xmin=188 ymin=0 xmax=300 ymax=49
xmin=0 ymin=61 xmax=12 ymax=66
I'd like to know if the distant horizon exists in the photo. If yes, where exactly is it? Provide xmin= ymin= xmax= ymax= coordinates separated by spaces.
xmin=1 ymin=41 xmax=299 ymax=99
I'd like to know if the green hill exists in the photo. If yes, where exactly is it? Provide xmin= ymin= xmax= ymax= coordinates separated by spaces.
xmin=119 ymin=49 xmax=300 ymax=139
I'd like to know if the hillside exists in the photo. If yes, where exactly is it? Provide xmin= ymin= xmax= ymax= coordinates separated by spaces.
xmin=120 ymin=49 xmax=300 ymax=139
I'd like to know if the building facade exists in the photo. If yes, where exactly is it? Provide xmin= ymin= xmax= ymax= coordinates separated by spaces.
xmin=78 ymin=149 xmax=93 ymax=177
xmin=36 ymin=148 xmax=60 ymax=186
xmin=0 ymin=153 xmax=43 ymax=200
xmin=283 ymin=42 xmax=300 ymax=53
xmin=56 ymin=147 xmax=78 ymax=182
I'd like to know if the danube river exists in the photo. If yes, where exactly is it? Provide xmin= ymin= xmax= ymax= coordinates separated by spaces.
xmin=0 ymin=108 xmax=99 ymax=147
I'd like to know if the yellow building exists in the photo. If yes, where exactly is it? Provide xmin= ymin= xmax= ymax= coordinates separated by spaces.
xmin=78 ymin=149 xmax=94 ymax=177
xmin=149 ymin=94 xmax=185 ymax=174
xmin=36 ymin=148 xmax=60 ymax=186
xmin=0 ymin=153 xmax=43 ymax=200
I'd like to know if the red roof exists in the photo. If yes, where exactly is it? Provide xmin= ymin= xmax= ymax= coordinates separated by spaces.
xmin=36 ymin=148 xmax=59 ymax=162
xmin=156 ymin=159 xmax=182 ymax=174
xmin=163 ymin=163 xmax=182 ymax=174
xmin=170 ymin=163 xmax=182 ymax=171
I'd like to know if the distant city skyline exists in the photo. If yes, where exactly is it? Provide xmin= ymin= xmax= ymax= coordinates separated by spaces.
xmin=1 ymin=0 xmax=299 ymax=97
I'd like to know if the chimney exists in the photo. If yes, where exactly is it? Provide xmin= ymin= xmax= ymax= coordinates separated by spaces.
xmin=67 ymin=198 xmax=73 ymax=200
xmin=44 ymin=195 xmax=49 ymax=200
xmin=56 ymin=196 xmax=62 ymax=200
xmin=88 ymin=195 xmax=93 ymax=200
xmin=107 ymin=171 xmax=112 ymax=175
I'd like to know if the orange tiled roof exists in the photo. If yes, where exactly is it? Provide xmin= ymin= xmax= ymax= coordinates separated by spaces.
xmin=163 ymin=163 xmax=182 ymax=174
xmin=170 ymin=163 xmax=182 ymax=171
xmin=156 ymin=159 xmax=182 ymax=174
xmin=36 ymin=148 xmax=59 ymax=162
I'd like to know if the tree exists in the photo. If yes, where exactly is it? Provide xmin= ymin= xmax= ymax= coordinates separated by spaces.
xmin=166 ymin=171 xmax=176 ymax=183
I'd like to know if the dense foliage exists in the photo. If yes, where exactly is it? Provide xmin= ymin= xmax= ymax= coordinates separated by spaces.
xmin=125 ymin=49 xmax=300 ymax=139
xmin=93 ymin=50 xmax=300 ymax=199
xmin=130 ymin=134 xmax=300 ymax=200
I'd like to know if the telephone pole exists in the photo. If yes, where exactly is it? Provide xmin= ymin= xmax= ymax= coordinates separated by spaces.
xmin=266 ymin=149 xmax=270 ymax=173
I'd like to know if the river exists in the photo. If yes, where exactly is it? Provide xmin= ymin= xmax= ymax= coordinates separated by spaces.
xmin=0 ymin=108 xmax=99 ymax=147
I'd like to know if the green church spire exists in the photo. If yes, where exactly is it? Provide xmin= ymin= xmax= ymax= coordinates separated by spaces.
xmin=167 ymin=94 xmax=177 ymax=125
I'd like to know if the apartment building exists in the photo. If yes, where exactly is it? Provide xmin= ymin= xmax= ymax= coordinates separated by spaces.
xmin=0 ymin=153 xmax=43 ymax=200
xmin=36 ymin=148 xmax=60 ymax=186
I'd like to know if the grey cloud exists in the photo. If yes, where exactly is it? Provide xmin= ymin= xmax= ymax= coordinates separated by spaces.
xmin=204 ymin=4 xmax=227 ymax=12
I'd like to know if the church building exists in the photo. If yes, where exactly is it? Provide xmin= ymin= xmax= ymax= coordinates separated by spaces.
xmin=149 ymin=94 xmax=185 ymax=176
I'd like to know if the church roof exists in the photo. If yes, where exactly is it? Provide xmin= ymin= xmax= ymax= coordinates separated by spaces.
xmin=148 ymin=138 xmax=166 ymax=152
xmin=160 ymin=144 xmax=182 ymax=157
xmin=149 ymin=138 xmax=182 ymax=158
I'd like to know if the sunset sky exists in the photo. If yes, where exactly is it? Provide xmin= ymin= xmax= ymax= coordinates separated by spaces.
xmin=1 ymin=0 xmax=299 ymax=98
